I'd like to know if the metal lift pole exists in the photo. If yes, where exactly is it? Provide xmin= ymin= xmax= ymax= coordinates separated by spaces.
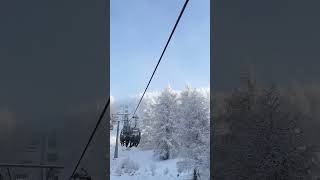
xmin=113 ymin=105 xmax=132 ymax=158
xmin=114 ymin=120 xmax=120 ymax=158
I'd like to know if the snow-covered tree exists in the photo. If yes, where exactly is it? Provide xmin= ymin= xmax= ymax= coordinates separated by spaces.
xmin=176 ymin=85 xmax=210 ymax=177
xmin=214 ymin=82 xmax=318 ymax=180
xmin=137 ymin=93 xmax=159 ymax=149
xmin=153 ymin=86 xmax=179 ymax=160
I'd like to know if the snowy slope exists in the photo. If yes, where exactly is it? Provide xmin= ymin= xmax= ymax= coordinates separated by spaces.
xmin=110 ymin=123 xmax=192 ymax=180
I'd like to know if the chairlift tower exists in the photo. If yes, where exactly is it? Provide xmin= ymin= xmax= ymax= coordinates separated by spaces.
xmin=112 ymin=105 xmax=131 ymax=158
xmin=112 ymin=105 xmax=141 ymax=158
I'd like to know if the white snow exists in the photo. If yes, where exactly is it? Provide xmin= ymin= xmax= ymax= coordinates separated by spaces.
xmin=110 ymin=87 xmax=210 ymax=180
xmin=110 ymin=123 xmax=190 ymax=180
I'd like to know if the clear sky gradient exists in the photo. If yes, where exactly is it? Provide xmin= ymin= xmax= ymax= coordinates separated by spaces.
xmin=111 ymin=0 xmax=210 ymax=101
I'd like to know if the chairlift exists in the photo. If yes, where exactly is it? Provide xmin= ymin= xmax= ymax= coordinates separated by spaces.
xmin=119 ymin=115 xmax=141 ymax=148
xmin=129 ymin=128 xmax=141 ymax=147
xmin=120 ymin=128 xmax=131 ymax=147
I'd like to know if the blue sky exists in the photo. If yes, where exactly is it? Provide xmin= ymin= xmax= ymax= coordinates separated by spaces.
xmin=111 ymin=0 xmax=210 ymax=101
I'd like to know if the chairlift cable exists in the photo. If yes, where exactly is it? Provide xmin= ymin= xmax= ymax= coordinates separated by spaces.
xmin=131 ymin=0 xmax=190 ymax=118
xmin=70 ymin=0 xmax=190 ymax=175
xmin=120 ymin=0 xmax=190 ymax=149
xmin=68 ymin=98 xmax=110 ymax=180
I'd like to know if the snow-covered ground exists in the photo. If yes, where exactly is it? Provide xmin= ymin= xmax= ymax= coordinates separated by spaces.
xmin=110 ymin=123 xmax=191 ymax=180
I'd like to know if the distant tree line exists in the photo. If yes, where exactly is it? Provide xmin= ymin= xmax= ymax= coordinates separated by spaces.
xmin=112 ymin=85 xmax=210 ymax=178
xmin=213 ymin=79 xmax=320 ymax=180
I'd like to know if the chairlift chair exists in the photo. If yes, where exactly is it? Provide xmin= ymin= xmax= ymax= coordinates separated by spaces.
xmin=119 ymin=114 xmax=141 ymax=148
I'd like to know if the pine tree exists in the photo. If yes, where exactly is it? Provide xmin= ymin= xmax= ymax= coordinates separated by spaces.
xmin=215 ymin=84 xmax=317 ymax=180
xmin=177 ymin=86 xmax=210 ymax=175
xmin=153 ymin=86 xmax=179 ymax=160
xmin=137 ymin=93 xmax=158 ymax=149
